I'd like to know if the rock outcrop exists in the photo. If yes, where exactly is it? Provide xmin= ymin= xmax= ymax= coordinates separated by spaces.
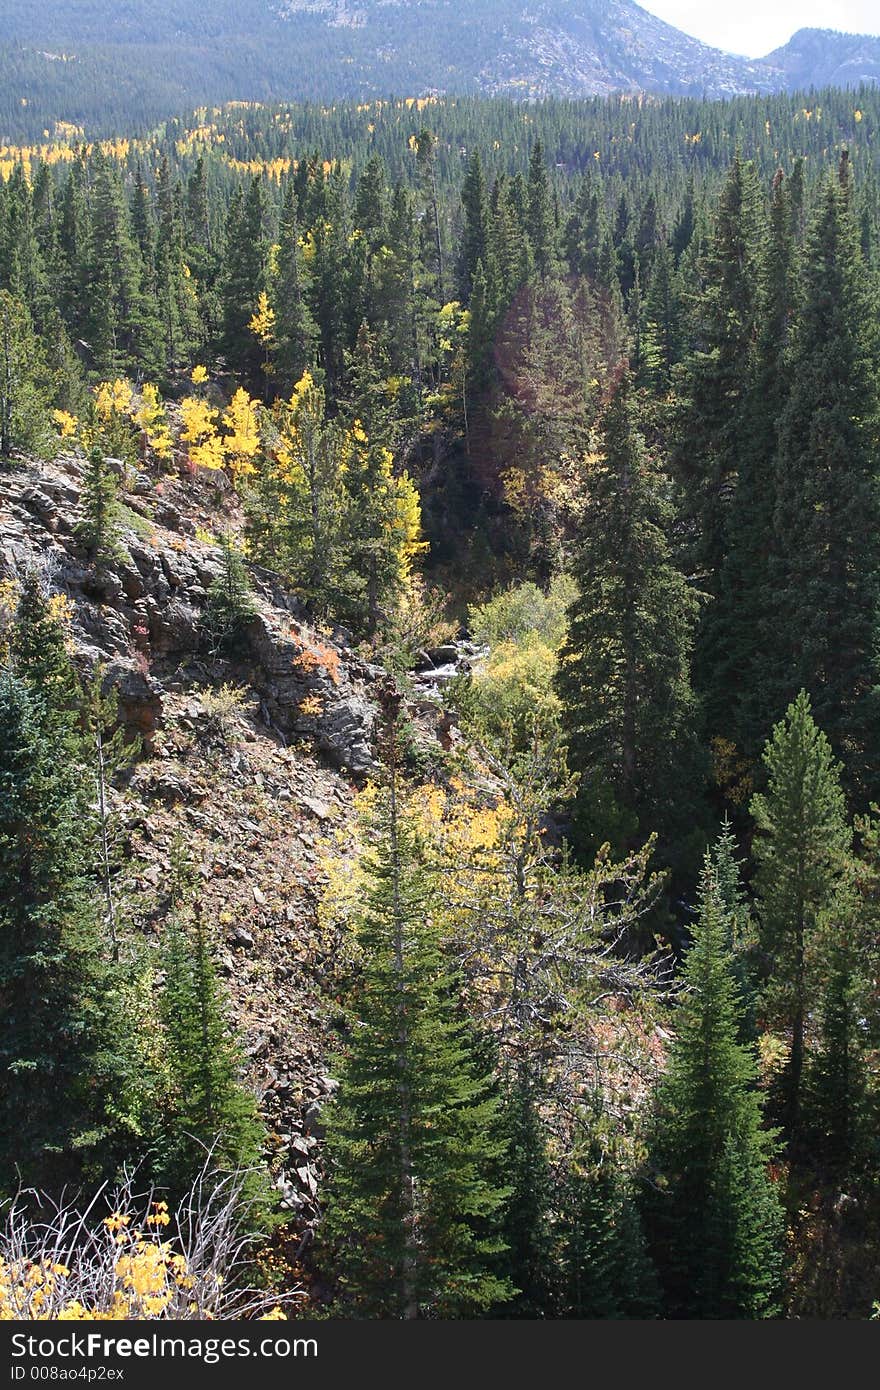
xmin=0 ymin=453 xmax=378 ymax=765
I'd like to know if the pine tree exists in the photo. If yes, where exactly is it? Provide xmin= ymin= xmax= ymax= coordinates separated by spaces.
xmin=321 ymin=690 xmax=512 ymax=1318
xmin=160 ymin=898 xmax=266 ymax=1194
xmin=674 ymin=153 xmax=763 ymax=741
xmin=728 ymin=167 xmax=798 ymax=761
xmin=494 ymin=1063 xmax=557 ymax=1317
xmin=78 ymin=447 xmax=122 ymax=568
xmin=273 ymin=180 xmax=317 ymax=394
xmin=803 ymin=885 xmax=871 ymax=1179
xmin=202 ymin=532 xmax=257 ymax=654
xmin=459 ymin=150 xmax=489 ymax=298
xmin=556 ymin=371 xmax=703 ymax=859
xmin=0 ymin=586 xmax=125 ymax=1193
xmin=221 ymin=178 xmax=268 ymax=386
xmin=767 ymin=162 xmax=880 ymax=802
xmin=559 ymin=1108 xmax=658 ymax=1318
xmin=750 ymin=691 xmax=850 ymax=1142
xmin=526 ymin=141 xmax=557 ymax=280
xmin=641 ymin=855 xmax=784 ymax=1319
xmin=0 ymin=290 xmax=56 ymax=461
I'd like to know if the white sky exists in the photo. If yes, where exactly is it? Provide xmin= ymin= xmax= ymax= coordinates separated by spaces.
xmin=637 ymin=1 xmax=880 ymax=58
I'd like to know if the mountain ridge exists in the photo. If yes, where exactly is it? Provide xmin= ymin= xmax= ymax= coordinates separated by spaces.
xmin=1 ymin=2 xmax=878 ymax=141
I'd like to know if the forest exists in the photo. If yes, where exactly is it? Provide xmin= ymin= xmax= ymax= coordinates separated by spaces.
xmin=1 ymin=82 xmax=880 ymax=1320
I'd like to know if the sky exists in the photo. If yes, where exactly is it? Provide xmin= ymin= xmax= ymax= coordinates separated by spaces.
xmin=637 ymin=1 xmax=880 ymax=58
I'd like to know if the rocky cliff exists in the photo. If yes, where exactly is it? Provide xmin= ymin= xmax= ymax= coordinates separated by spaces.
xmin=0 ymin=450 xmax=456 ymax=1241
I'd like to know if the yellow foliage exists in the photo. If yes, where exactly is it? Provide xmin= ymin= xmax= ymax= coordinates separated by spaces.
xmin=134 ymin=384 xmax=174 ymax=461
xmin=248 ymin=290 xmax=277 ymax=347
xmin=0 ymin=1224 xmax=194 ymax=1321
xmin=93 ymin=378 xmax=134 ymax=421
xmin=52 ymin=408 xmax=78 ymax=438
xmin=221 ymin=387 xmax=262 ymax=480
xmin=191 ymin=363 xmax=209 ymax=385
xmin=180 ymin=396 xmax=224 ymax=471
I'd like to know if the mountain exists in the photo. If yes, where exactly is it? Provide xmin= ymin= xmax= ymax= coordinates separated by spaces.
xmin=763 ymin=27 xmax=880 ymax=91
xmin=1 ymin=1 xmax=878 ymax=141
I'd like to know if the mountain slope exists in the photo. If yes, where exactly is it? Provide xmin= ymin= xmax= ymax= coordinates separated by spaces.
xmin=1 ymin=1 xmax=878 ymax=142
xmin=764 ymin=27 xmax=880 ymax=91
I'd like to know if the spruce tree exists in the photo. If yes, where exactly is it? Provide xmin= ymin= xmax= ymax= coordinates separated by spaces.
xmin=0 ymin=586 xmax=124 ymax=1193
xmin=341 ymin=323 xmax=423 ymax=634
xmin=803 ymin=888 xmax=871 ymax=1179
xmin=641 ymin=856 xmax=784 ymax=1319
xmin=203 ymin=532 xmax=257 ymax=654
xmin=556 ymin=371 xmax=702 ymax=859
xmin=767 ymin=162 xmax=880 ymax=802
xmin=0 ymin=290 xmax=56 ymax=461
xmin=78 ymin=447 xmax=122 ymax=568
xmin=674 ymin=153 xmax=763 ymax=741
xmin=274 ymin=180 xmax=317 ymax=394
xmin=526 ymin=141 xmax=557 ymax=280
xmin=559 ymin=1109 xmax=658 ymax=1319
xmin=160 ymin=895 xmax=266 ymax=1194
xmin=709 ymin=818 xmax=758 ymax=1040
xmin=321 ymin=691 xmax=512 ymax=1318
xmin=494 ymin=1063 xmax=557 ymax=1317
xmin=728 ymin=167 xmax=798 ymax=761
xmin=459 ymin=150 xmax=489 ymax=298
xmin=221 ymin=178 xmax=268 ymax=386
xmin=750 ymin=691 xmax=850 ymax=1141
xmin=84 ymin=150 xmax=161 ymax=376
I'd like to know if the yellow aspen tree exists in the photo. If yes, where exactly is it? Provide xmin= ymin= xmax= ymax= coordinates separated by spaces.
xmin=134 ymin=384 xmax=173 ymax=463
xmin=248 ymin=290 xmax=276 ymax=382
xmin=179 ymin=396 xmax=224 ymax=471
xmin=221 ymin=386 xmax=262 ymax=482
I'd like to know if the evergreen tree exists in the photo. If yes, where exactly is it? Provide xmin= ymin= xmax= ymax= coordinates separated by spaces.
xmin=708 ymin=818 xmax=758 ymax=1039
xmin=767 ymin=162 xmax=880 ymax=802
xmin=674 ymin=153 xmax=763 ymax=741
xmin=494 ymin=1063 xmax=557 ymax=1317
xmin=641 ymin=855 xmax=784 ymax=1319
xmin=84 ymin=150 xmax=161 ymax=375
xmin=10 ymin=570 xmax=80 ymax=722
xmin=341 ymin=323 xmax=423 ymax=634
xmin=308 ymin=164 xmax=353 ymax=387
xmin=459 ymin=150 xmax=489 ymax=298
xmin=77 ymin=447 xmax=122 ymax=568
xmin=202 ymin=532 xmax=257 ymax=654
xmin=273 ymin=180 xmax=317 ymax=394
xmin=640 ymin=242 xmax=685 ymax=392
xmin=526 ymin=141 xmax=557 ymax=280
xmin=557 ymin=371 xmax=702 ymax=858
xmin=0 ymin=586 xmax=125 ymax=1193
xmin=246 ymin=370 xmax=348 ymax=607
xmin=750 ymin=691 xmax=850 ymax=1141
xmin=221 ymin=178 xmax=268 ymax=386
xmin=803 ymin=884 xmax=872 ymax=1179
xmin=0 ymin=290 xmax=55 ymax=461
xmin=559 ymin=1108 xmax=658 ymax=1318
xmin=160 ymin=899 xmax=266 ymax=1193
xmin=728 ymin=168 xmax=798 ymax=761
xmin=321 ymin=691 xmax=512 ymax=1318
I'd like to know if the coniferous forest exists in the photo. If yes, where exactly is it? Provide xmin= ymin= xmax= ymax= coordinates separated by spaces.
xmin=2 ymin=81 xmax=880 ymax=1322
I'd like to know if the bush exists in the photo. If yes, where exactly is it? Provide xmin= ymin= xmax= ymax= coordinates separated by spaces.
xmin=0 ymin=1164 xmax=296 ymax=1320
